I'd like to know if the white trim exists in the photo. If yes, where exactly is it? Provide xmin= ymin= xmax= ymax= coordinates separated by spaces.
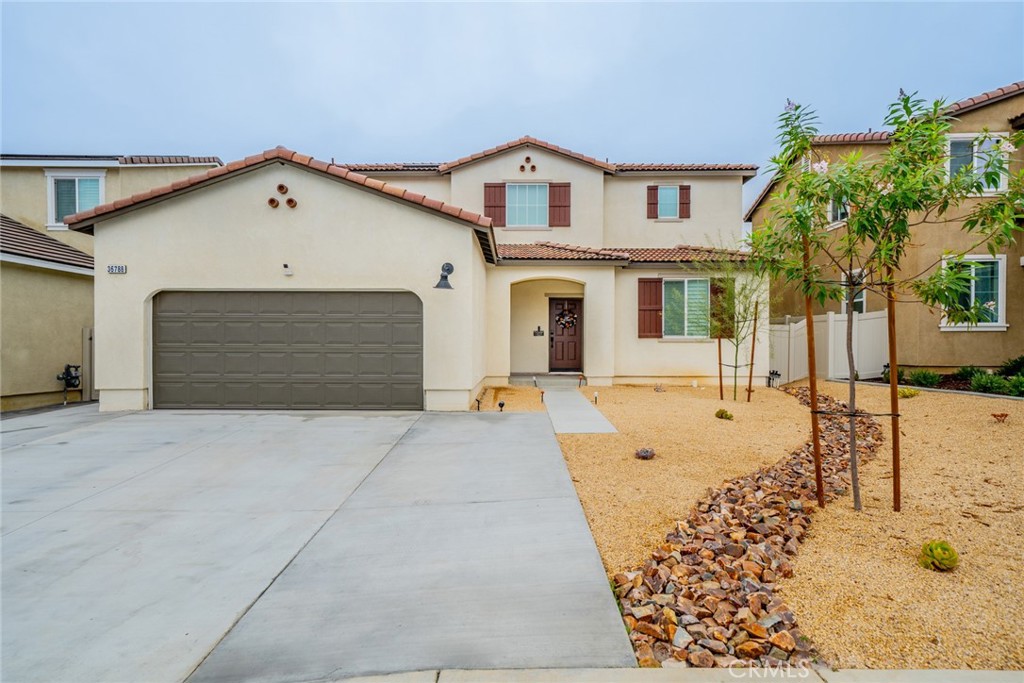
xmin=662 ymin=277 xmax=711 ymax=339
xmin=946 ymin=132 xmax=1010 ymax=194
xmin=939 ymin=254 xmax=1007 ymax=331
xmin=45 ymin=169 xmax=106 ymax=229
xmin=0 ymin=252 xmax=94 ymax=276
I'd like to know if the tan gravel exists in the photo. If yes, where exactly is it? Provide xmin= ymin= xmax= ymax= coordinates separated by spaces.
xmin=558 ymin=384 xmax=808 ymax=575
xmin=779 ymin=381 xmax=1024 ymax=670
xmin=476 ymin=385 xmax=546 ymax=412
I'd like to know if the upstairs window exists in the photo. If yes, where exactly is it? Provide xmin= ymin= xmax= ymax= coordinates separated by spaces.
xmin=646 ymin=184 xmax=691 ymax=220
xmin=46 ymin=170 xmax=105 ymax=228
xmin=948 ymin=134 xmax=1009 ymax=192
xmin=484 ymin=182 xmax=570 ymax=228
xmin=506 ymin=183 xmax=549 ymax=227
xmin=657 ymin=186 xmax=679 ymax=218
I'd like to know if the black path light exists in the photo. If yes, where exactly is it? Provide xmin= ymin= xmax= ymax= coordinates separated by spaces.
xmin=435 ymin=262 xmax=454 ymax=289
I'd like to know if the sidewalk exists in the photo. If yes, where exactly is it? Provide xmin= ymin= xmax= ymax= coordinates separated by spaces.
xmin=338 ymin=668 xmax=1021 ymax=682
xmin=542 ymin=387 xmax=617 ymax=434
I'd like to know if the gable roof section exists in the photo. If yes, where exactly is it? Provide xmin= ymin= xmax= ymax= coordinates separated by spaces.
xmin=947 ymin=80 xmax=1024 ymax=116
xmin=496 ymin=242 xmax=747 ymax=264
xmin=437 ymin=136 xmax=617 ymax=174
xmin=64 ymin=146 xmax=497 ymax=263
xmin=1 ymin=214 xmax=94 ymax=271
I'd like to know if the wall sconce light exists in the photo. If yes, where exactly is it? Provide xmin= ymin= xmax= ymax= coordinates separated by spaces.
xmin=283 ymin=263 xmax=293 ymax=277
xmin=435 ymin=262 xmax=454 ymax=289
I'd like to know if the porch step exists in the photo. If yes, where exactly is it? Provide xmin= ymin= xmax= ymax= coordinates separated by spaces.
xmin=509 ymin=374 xmax=586 ymax=389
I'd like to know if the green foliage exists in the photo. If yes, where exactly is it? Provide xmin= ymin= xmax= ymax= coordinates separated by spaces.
xmin=715 ymin=408 xmax=734 ymax=420
xmin=918 ymin=540 xmax=959 ymax=572
xmin=997 ymin=354 xmax=1024 ymax=377
xmin=897 ymin=388 xmax=920 ymax=399
xmin=1007 ymin=375 xmax=1024 ymax=398
xmin=906 ymin=369 xmax=941 ymax=388
xmin=970 ymin=372 xmax=1011 ymax=395
xmin=951 ymin=365 xmax=985 ymax=381
xmin=881 ymin=366 xmax=905 ymax=384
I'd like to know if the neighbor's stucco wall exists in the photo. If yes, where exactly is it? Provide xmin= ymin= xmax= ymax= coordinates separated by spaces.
xmin=508 ymin=278 xmax=585 ymax=374
xmin=90 ymin=162 xmax=487 ymax=411
xmin=604 ymin=175 xmax=747 ymax=249
xmin=0 ymin=262 xmax=94 ymax=410
xmin=613 ymin=268 xmax=770 ymax=384
xmin=450 ymin=146 xmax=607 ymax=248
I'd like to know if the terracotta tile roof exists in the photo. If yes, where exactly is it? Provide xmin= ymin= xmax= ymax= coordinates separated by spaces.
xmin=118 ymin=155 xmax=222 ymax=165
xmin=1 ymin=214 xmax=94 ymax=270
xmin=1 ymin=154 xmax=222 ymax=165
xmin=947 ymin=80 xmax=1024 ymax=116
xmin=496 ymin=242 xmax=747 ymax=264
xmin=811 ymin=131 xmax=892 ymax=145
xmin=614 ymin=163 xmax=757 ymax=173
xmin=438 ymin=136 xmax=617 ymax=173
xmin=64 ymin=146 xmax=494 ymax=233
xmin=341 ymin=162 xmax=442 ymax=172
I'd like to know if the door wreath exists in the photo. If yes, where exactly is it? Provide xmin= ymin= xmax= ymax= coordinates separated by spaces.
xmin=554 ymin=309 xmax=578 ymax=329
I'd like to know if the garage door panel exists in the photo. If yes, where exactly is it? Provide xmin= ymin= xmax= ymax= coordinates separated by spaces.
xmin=154 ymin=291 xmax=422 ymax=409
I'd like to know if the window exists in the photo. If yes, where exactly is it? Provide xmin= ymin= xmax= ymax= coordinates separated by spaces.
xmin=663 ymin=279 xmax=710 ymax=337
xmin=829 ymin=198 xmax=850 ymax=224
xmin=947 ymin=134 xmax=1009 ymax=192
xmin=505 ymin=183 xmax=548 ymax=227
xmin=941 ymin=255 xmax=1007 ymax=330
xmin=646 ymin=184 xmax=691 ymax=219
xmin=657 ymin=186 xmax=679 ymax=219
xmin=841 ymin=269 xmax=866 ymax=314
xmin=46 ymin=170 xmax=105 ymax=228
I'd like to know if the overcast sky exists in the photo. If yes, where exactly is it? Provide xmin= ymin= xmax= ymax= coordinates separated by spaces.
xmin=3 ymin=2 xmax=1022 ymax=207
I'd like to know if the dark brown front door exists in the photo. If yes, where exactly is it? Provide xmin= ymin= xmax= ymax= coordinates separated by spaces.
xmin=549 ymin=298 xmax=582 ymax=371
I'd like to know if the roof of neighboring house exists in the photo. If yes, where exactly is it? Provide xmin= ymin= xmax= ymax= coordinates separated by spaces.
xmin=811 ymin=131 xmax=892 ymax=145
xmin=1 ymin=154 xmax=223 ymax=166
xmin=496 ymin=242 xmax=748 ymax=264
xmin=341 ymin=137 xmax=757 ymax=177
xmin=947 ymin=80 xmax=1024 ymax=116
xmin=0 ymin=214 xmax=94 ymax=270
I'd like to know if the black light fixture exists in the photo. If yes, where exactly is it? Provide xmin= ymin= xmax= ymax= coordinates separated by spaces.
xmin=435 ymin=262 xmax=454 ymax=289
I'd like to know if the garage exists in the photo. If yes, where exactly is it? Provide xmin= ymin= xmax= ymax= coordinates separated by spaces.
xmin=153 ymin=290 xmax=423 ymax=410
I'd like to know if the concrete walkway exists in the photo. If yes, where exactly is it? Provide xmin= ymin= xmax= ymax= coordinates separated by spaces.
xmin=542 ymin=388 xmax=617 ymax=434
xmin=337 ymin=668 xmax=1022 ymax=682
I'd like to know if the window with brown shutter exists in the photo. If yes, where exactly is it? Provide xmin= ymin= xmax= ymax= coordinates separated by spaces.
xmin=638 ymin=278 xmax=663 ymax=338
xmin=647 ymin=185 xmax=658 ymax=219
xmin=484 ymin=183 xmax=506 ymax=227
xmin=549 ymin=183 xmax=571 ymax=227
xmin=679 ymin=185 xmax=691 ymax=219
xmin=710 ymin=278 xmax=736 ymax=339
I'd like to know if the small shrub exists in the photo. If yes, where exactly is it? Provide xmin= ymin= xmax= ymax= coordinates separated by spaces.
xmin=897 ymin=388 xmax=920 ymax=399
xmin=715 ymin=408 xmax=734 ymax=420
xmin=970 ymin=373 xmax=1011 ymax=395
xmin=951 ymin=365 xmax=985 ymax=381
xmin=918 ymin=540 xmax=959 ymax=572
xmin=997 ymin=354 xmax=1024 ymax=377
xmin=881 ymin=366 xmax=905 ymax=384
xmin=907 ymin=369 xmax=941 ymax=388
xmin=1007 ymin=374 xmax=1024 ymax=398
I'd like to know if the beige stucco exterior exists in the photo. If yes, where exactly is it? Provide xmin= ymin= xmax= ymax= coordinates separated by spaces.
xmin=0 ymin=262 xmax=94 ymax=410
xmin=749 ymin=91 xmax=1024 ymax=370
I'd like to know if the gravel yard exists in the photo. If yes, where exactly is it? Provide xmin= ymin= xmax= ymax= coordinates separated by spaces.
xmin=780 ymin=381 xmax=1024 ymax=670
xmin=558 ymin=385 xmax=808 ymax=575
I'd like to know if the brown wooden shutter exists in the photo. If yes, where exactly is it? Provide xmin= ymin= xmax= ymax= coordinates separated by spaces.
xmin=549 ymin=183 xmax=571 ymax=227
xmin=647 ymin=185 xmax=658 ymax=219
xmin=710 ymin=278 xmax=736 ymax=339
xmin=484 ymin=183 xmax=506 ymax=227
xmin=679 ymin=185 xmax=691 ymax=219
xmin=638 ymin=278 xmax=663 ymax=338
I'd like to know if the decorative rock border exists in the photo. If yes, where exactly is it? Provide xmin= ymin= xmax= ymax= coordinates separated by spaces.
xmin=615 ymin=387 xmax=883 ymax=668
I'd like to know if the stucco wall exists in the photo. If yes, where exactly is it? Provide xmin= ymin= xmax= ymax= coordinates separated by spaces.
xmin=90 ymin=162 xmax=488 ymax=411
xmin=0 ymin=262 xmax=93 ymax=410
xmin=450 ymin=146 xmax=607 ymax=248
xmin=509 ymin=278 xmax=585 ymax=374
xmin=604 ymin=175 xmax=747 ymax=248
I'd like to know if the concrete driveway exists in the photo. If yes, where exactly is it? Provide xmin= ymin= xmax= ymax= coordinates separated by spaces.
xmin=1 ymin=406 xmax=634 ymax=683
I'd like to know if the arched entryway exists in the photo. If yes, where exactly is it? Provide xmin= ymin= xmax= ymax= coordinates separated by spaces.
xmin=509 ymin=278 xmax=585 ymax=375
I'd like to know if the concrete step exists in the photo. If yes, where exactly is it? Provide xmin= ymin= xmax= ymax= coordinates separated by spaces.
xmin=509 ymin=373 xmax=586 ymax=389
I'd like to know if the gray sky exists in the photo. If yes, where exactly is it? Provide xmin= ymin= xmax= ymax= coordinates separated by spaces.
xmin=3 ymin=2 xmax=1022 ymax=207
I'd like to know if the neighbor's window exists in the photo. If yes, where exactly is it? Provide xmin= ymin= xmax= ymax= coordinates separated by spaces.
xmin=505 ymin=183 xmax=548 ymax=227
xmin=657 ymin=185 xmax=679 ymax=219
xmin=841 ymin=269 xmax=866 ymax=314
xmin=948 ymin=134 xmax=1008 ymax=191
xmin=47 ymin=171 xmax=105 ymax=227
xmin=663 ymin=279 xmax=710 ymax=337
xmin=943 ymin=256 xmax=1006 ymax=328
xmin=829 ymin=198 xmax=850 ymax=224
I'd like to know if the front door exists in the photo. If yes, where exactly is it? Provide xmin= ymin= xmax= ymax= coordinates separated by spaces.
xmin=549 ymin=298 xmax=582 ymax=372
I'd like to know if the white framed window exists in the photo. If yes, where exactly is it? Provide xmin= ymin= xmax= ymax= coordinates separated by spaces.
xmin=940 ymin=254 xmax=1007 ymax=331
xmin=947 ymin=133 xmax=1009 ymax=193
xmin=829 ymin=198 xmax=849 ymax=224
xmin=506 ymin=183 xmax=548 ymax=227
xmin=663 ymin=278 xmax=710 ymax=338
xmin=841 ymin=269 xmax=866 ymax=314
xmin=657 ymin=185 xmax=679 ymax=219
xmin=46 ymin=170 xmax=106 ymax=229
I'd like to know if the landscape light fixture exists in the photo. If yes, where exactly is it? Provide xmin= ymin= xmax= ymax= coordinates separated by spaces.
xmin=435 ymin=262 xmax=454 ymax=289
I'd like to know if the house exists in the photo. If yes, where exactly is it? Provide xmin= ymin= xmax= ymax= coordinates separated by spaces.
xmin=745 ymin=81 xmax=1024 ymax=373
xmin=0 ymin=154 xmax=222 ymax=410
xmin=65 ymin=137 xmax=763 ymax=412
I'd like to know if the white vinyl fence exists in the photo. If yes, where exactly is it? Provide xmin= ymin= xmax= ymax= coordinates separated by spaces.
xmin=769 ymin=310 xmax=888 ymax=384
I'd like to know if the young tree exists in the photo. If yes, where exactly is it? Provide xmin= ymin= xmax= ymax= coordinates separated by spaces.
xmin=750 ymin=91 xmax=1024 ymax=511
xmin=700 ymin=261 xmax=767 ymax=401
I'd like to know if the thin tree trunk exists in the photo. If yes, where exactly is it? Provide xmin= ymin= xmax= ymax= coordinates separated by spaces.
xmin=733 ymin=339 xmax=740 ymax=401
xmin=802 ymin=236 xmax=826 ymax=508
xmin=746 ymin=302 xmax=758 ymax=402
xmin=718 ymin=337 xmax=724 ymax=401
xmin=886 ymin=267 xmax=902 ymax=512
xmin=846 ymin=277 xmax=862 ymax=511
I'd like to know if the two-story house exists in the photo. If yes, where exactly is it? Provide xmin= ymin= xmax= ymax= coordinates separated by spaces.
xmin=64 ymin=137 xmax=761 ymax=412
xmin=745 ymin=81 xmax=1023 ymax=373
xmin=0 ymin=154 xmax=222 ymax=410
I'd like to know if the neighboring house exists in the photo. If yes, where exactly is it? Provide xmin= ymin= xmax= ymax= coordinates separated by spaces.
xmin=745 ymin=81 xmax=1024 ymax=373
xmin=0 ymin=154 xmax=222 ymax=410
xmin=65 ymin=138 xmax=762 ymax=412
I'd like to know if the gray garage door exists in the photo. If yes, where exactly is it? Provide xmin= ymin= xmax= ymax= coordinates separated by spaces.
xmin=153 ymin=291 xmax=423 ymax=409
